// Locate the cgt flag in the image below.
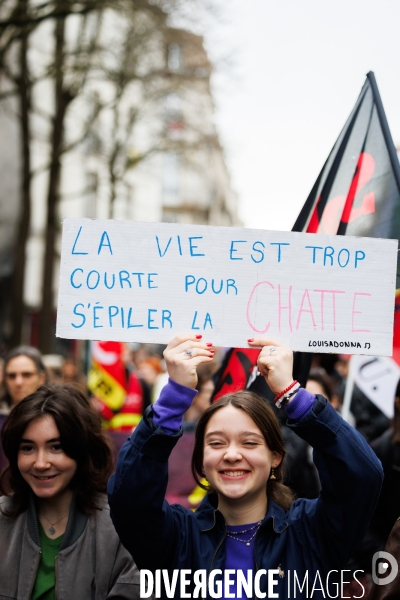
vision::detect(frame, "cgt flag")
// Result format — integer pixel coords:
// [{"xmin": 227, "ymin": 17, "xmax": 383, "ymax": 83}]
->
[
  {"xmin": 292, "ymin": 71, "xmax": 400, "ymax": 285},
  {"xmin": 88, "ymin": 341, "xmax": 143, "ymax": 431}
]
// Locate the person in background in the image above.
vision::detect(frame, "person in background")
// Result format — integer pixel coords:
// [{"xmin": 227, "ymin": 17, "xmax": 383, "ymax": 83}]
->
[
  {"xmin": 279, "ymin": 368, "xmax": 330, "ymax": 500},
  {"xmin": 61, "ymin": 357, "xmax": 87, "ymax": 394},
  {"xmin": 137, "ymin": 355, "xmax": 165, "ymax": 393},
  {"xmin": 334, "ymin": 354, "xmax": 389, "ymax": 442},
  {"xmin": 0, "ymin": 347, "xmax": 47, "ymax": 477},
  {"xmin": 344, "ymin": 379, "xmax": 400, "ymax": 598},
  {"xmin": 0, "ymin": 357, "xmax": 4, "ymax": 395},
  {"xmin": 368, "ymin": 379, "xmax": 400, "ymax": 551},
  {"xmin": 122, "ymin": 343, "xmax": 152, "ymax": 427},
  {"xmin": 0, "ymin": 358, "xmax": 6, "ymax": 414},
  {"xmin": 369, "ymin": 381, "xmax": 400, "ymax": 557},
  {"xmin": 0, "ymin": 357, "xmax": 7, "ymax": 474},
  {"xmin": 0, "ymin": 383, "xmax": 140, "ymax": 599},
  {"xmin": 0, "ymin": 346, "xmax": 46, "ymax": 412},
  {"xmin": 306, "ymin": 367, "xmax": 340, "ymax": 410},
  {"xmin": 42, "ymin": 354, "xmax": 65, "ymax": 385},
  {"xmin": 182, "ymin": 363, "xmax": 215, "ymax": 428}
]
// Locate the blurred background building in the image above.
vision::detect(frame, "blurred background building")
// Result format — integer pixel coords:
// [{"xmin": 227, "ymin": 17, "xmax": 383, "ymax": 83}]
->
[{"xmin": 0, "ymin": 0, "xmax": 240, "ymax": 355}]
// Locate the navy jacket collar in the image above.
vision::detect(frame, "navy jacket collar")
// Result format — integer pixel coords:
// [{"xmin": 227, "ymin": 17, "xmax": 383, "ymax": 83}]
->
[{"xmin": 195, "ymin": 493, "xmax": 289, "ymax": 534}]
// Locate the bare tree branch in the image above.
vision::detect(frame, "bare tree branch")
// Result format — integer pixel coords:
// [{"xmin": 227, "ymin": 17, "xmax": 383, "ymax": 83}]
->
[{"xmin": 1, "ymin": 0, "xmax": 221, "ymax": 350}]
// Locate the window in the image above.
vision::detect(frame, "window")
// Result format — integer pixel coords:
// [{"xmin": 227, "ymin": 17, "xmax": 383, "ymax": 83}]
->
[
  {"xmin": 162, "ymin": 152, "xmax": 180, "ymax": 204},
  {"xmin": 85, "ymin": 172, "xmax": 98, "ymax": 218},
  {"xmin": 164, "ymin": 93, "xmax": 184, "ymax": 140},
  {"xmin": 167, "ymin": 43, "xmax": 183, "ymax": 72}
]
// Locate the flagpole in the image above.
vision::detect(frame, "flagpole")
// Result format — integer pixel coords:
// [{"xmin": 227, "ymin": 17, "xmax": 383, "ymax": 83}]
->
[
  {"xmin": 367, "ymin": 71, "xmax": 400, "ymax": 192},
  {"xmin": 341, "ymin": 356, "xmax": 356, "ymax": 423}
]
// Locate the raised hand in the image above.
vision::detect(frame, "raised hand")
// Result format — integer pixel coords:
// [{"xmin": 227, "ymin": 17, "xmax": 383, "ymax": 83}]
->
[
  {"xmin": 163, "ymin": 334, "xmax": 214, "ymax": 389},
  {"xmin": 248, "ymin": 338, "xmax": 294, "ymax": 394}
]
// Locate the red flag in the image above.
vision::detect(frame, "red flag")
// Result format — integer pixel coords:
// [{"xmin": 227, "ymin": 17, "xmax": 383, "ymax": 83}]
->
[
  {"xmin": 392, "ymin": 290, "xmax": 400, "ymax": 365},
  {"xmin": 213, "ymin": 348, "xmax": 260, "ymax": 401},
  {"xmin": 212, "ymin": 347, "xmax": 312, "ymax": 403}
]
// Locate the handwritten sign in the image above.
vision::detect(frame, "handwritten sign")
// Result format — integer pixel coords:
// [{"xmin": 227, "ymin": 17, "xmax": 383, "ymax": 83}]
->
[{"xmin": 56, "ymin": 218, "xmax": 398, "ymax": 355}]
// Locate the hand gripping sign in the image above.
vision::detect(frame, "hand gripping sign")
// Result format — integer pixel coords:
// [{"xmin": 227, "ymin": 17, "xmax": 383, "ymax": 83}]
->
[{"xmin": 56, "ymin": 218, "xmax": 398, "ymax": 356}]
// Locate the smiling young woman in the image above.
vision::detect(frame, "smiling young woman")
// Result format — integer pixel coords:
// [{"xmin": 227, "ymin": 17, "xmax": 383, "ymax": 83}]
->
[
  {"xmin": 192, "ymin": 392, "xmax": 289, "ymax": 525},
  {"xmin": 108, "ymin": 334, "xmax": 383, "ymax": 600},
  {"xmin": 0, "ymin": 384, "xmax": 139, "ymax": 600}
]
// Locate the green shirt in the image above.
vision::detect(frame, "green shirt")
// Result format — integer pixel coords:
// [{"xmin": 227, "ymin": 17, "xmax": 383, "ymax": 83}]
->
[{"xmin": 31, "ymin": 522, "xmax": 64, "ymax": 600}]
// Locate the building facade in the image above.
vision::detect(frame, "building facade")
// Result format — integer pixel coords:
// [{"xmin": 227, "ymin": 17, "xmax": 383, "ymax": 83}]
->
[{"xmin": 0, "ymin": 4, "xmax": 240, "ymax": 350}]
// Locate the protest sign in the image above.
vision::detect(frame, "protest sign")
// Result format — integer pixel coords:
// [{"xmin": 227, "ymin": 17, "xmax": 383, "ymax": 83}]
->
[
  {"xmin": 351, "ymin": 355, "xmax": 399, "ymax": 418},
  {"xmin": 56, "ymin": 218, "xmax": 398, "ymax": 355}
]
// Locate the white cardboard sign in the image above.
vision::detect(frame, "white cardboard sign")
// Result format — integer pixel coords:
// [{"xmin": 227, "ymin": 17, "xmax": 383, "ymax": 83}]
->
[
  {"xmin": 351, "ymin": 355, "xmax": 399, "ymax": 418},
  {"xmin": 56, "ymin": 218, "xmax": 398, "ymax": 355}
]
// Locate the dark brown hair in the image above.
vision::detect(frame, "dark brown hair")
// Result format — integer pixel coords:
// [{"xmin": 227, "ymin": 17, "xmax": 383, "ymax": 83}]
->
[
  {"xmin": 307, "ymin": 368, "xmax": 333, "ymax": 402},
  {"xmin": 0, "ymin": 384, "xmax": 113, "ymax": 516},
  {"xmin": 191, "ymin": 390, "xmax": 295, "ymax": 510}
]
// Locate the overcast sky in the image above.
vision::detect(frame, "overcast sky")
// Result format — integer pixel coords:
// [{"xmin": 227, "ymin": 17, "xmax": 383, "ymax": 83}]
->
[{"xmin": 207, "ymin": 0, "xmax": 400, "ymax": 230}]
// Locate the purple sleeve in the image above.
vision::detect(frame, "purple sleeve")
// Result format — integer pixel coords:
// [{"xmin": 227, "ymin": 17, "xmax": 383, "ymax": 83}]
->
[
  {"xmin": 284, "ymin": 387, "xmax": 315, "ymax": 421},
  {"xmin": 152, "ymin": 378, "xmax": 198, "ymax": 433}
]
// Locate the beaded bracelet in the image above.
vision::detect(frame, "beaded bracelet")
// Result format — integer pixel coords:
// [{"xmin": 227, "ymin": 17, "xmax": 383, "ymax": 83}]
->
[
  {"xmin": 274, "ymin": 380, "xmax": 298, "ymax": 404},
  {"xmin": 275, "ymin": 382, "xmax": 301, "ymax": 409}
]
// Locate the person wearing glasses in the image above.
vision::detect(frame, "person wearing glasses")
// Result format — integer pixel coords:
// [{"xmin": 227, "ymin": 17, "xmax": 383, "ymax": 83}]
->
[
  {"xmin": 1, "ymin": 346, "xmax": 46, "ymax": 411},
  {"xmin": 0, "ymin": 347, "xmax": 47, "ymax": 475}
]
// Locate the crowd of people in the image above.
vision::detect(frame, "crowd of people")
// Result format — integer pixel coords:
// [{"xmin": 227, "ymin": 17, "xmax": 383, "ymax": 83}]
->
[{"xmin": 0, "ymin": 338, "xmax": 399, "ymax": 599}]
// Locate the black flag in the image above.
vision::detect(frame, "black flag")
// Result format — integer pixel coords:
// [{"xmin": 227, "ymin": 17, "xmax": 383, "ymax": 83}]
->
[
  {"xmin": 293, "ymin": 72, "xmax": 400, "ymax": 284},
  {"xmin": 292, "ymin": 71, "xmax": 400, "ymax": 426},
  {"xmin": 213, "ymin": 72, "xmax": 400, "ymax": 404}
]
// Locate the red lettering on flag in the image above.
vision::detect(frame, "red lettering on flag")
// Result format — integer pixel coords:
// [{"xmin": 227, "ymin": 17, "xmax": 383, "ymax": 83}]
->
[{"xmin": 306, "ymin": 153, "xmax": 376, "ymax": 234}]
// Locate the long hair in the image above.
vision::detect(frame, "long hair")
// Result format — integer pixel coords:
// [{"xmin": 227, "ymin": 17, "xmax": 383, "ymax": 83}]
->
[
  {"xmin": 0, "ymin": 384, "xmax": 113, "ymax": 516},
  {"xmin": 191, "ymin": 390, "xmax": 295, "ymax": 510},
  {"xmin": 1, "ymin": 346, "xmax": 46, "ymax": 407}
]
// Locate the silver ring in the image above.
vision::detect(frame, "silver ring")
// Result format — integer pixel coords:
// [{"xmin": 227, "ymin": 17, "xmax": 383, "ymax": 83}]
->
[
  {"xmin": 184, "ymin": 348, "xmax": 193, "ymax": 357},
  {"xmin": 269, "ymin": 346, "xmax": 276, "ymax": 355}
]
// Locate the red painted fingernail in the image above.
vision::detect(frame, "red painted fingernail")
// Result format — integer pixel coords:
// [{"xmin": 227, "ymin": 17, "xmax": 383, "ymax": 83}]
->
[
  {"xmin": 196, "ymin": 335, "xmax": 202, "ymax": 339},
  {"xmin": 206, "ymin": 342, "xmax": 213, "ymax": 347},
  {"xmin": 247, "ymin": 338, "xmax": 254, "ymax": 342},
  {"xmin": 210, "ymin": 350, "xmax": 215, "ymax": 354}
]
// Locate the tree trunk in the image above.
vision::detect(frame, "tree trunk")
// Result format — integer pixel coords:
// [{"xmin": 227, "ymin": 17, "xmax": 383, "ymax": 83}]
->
[
  {"xmin": 38, "ymin": 12, "xmax": 70, "ymax": 354},
  {"xmin": 7, "ymin": 0, "xmax": 31, "ymax": 349}
]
